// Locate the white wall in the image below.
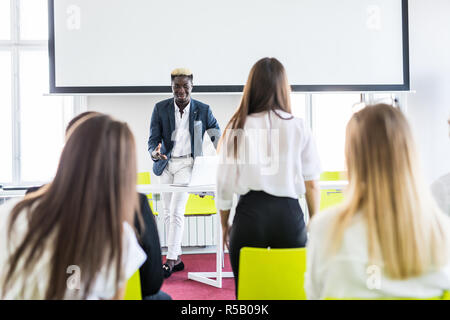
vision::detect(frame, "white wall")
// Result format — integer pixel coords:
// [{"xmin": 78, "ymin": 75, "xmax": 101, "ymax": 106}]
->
[
  {"xmin": 87, "ymin": 94, "xmax": 241, "ymax": 183},
  {"xmin": 407, "ymin": 0, "xmax": 450, "ymax": 184},
  {"xmin": 86, "ymin": 0, "xmax": 450, "ymax": 185}
]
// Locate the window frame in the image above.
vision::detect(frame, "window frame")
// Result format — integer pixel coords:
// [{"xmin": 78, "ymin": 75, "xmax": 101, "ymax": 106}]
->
[{"xmin": 0, "ymin": 0, "xmax": 77, "ymax": 187}]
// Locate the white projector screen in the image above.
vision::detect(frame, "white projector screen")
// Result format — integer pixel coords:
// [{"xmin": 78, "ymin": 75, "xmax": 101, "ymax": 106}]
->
[{"xmin": 49, "ymin": 0, "xmax": 409, "ymax": 93}]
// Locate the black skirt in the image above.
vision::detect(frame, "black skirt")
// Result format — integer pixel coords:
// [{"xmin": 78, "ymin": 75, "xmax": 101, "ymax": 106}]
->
[{"xmin": 228, "ymin": 190, "xmax": 307, "ymax": 297}]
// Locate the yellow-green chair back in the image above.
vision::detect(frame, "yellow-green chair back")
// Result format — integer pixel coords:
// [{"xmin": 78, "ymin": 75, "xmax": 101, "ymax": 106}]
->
[
  {"xmin": 137, "ymin": 172, "xmax": 158, "ymax": 216},
  {"xmin": 137, "ymin": 172, "xmax": 216, "ymax": 216},
  {"xmin": 124, "ymin": 270, "xmax": 142, "ymax": 300},
  {"xmin": 137, "ymin": 172, "xmax": 151, "ymax": 185},
  {"xmin": 238, "ymin": 247, "xmax": 307, "ymax": 300},
  {"xmin": 185, "ymin": 194, "xmax": 217, "ymax": 216},
  {"xmin": 320, "ymin": 171, "xmax": 346, "ymax": 210}
]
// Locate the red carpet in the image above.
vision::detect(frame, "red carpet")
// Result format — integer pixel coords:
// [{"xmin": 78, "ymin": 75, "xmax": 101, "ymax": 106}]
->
[{"xmin": 161, "ymin": 253, "xmax": 236, "ymax": 300}]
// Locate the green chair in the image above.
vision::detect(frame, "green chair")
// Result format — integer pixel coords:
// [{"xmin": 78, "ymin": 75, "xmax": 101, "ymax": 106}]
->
[
  {"xmin": 237, "ymin": 247, "xmax": 307, "ymax": 300},
  {"xmin": 320, "ymin": 171, "xmax": 346, "ymax": 210},
  {"xmin": 184, "ymin": 194, "xmax": 217, "ymax": 216},
  {"xmin": 123, "ymin": 270, "xmax": 142, "ymax": 300},
  {"xmin": 138, "ymin": 172, "xmax": 216, "ymax": 217},
  {"xmin": 137, "ymin": 172, "xmax": 158, "ymax": 216}
]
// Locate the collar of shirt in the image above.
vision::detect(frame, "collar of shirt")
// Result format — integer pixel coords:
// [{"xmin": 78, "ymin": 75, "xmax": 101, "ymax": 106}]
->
[
  {"xmin": 174, "ymin": 100, "xmax": 190, "ymax": 119},
  {"xmin": 172, "ymin": 100, "xmax": 192, "ymax": 156}
]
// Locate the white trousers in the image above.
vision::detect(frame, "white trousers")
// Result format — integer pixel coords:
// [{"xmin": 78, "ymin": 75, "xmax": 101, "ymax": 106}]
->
[{"xmin": 160, "ymin": 157, "xmax": 193, "ymax": 260}]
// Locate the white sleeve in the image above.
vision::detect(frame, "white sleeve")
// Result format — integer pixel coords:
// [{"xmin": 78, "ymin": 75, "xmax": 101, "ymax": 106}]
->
[
  {"xmin": 305, "ymin": 217, "xmax": 323, "ymax": 300},
  {"xmin": 215, "ymin": 141, "xmax": 238, "ymax": 211},
  {"xmin": 93, "ymin": 222, "xmax": 147, "ymax": 300},
  {"xmin": 301, "ymin": 126, "xmax": 322, "ymax": 181},
  {"xmin": 431, "ymin": 179, "xmax": 449, "ymax": 214},
  {"xmin": 121, "ymin": 222, "xmax": 147, "ymax": 284}
]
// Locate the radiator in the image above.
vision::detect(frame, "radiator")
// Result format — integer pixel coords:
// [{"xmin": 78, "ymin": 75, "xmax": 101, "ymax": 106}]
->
[{"xmin": 155, "ymin": 213, "xmax": 218, "ymax": 248}]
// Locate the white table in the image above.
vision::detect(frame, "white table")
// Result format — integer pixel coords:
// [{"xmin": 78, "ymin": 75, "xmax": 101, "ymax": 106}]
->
[
  {"xmin": 137, "ymin": 184, "xmax": 232, "ymax": 288},
  {"xmin": 137, "ymin": 181, "xmax": 348, "ymax": 288},
  {"xmin": 0, "ymin": 189, "xmax": 27, "ymax": 199}
]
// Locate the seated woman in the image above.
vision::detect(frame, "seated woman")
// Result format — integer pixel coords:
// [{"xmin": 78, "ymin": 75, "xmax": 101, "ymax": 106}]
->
[
  {"xmin": 26, "ymin": 111, "xmax": 169, "ymax": 300},
  {"xmin": 306, "ymin": 104, "xmax": 450, "ymax": 299},
  {"xmin": 0, "ymin": 114, "xmax": 146, "ymax": 299}
]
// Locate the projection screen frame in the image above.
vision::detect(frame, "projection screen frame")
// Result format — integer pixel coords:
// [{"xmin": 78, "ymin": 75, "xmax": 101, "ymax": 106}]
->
[{"xmin": 48, "ymin": 0, "xmax": 410, "ymax": 94}]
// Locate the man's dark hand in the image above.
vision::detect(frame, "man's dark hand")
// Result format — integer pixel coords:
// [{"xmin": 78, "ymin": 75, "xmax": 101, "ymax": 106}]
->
[{"xmin": 153, "ymin": 143, "xmax": 168, "ymax": 160}]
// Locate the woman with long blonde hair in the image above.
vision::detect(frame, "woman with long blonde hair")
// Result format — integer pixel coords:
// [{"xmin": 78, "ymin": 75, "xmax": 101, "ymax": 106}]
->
[
  {"xmin": 0, "ymin": 114, "xmax": 146, "ymax": 299},
  {"xmin": 306, "ymin": 104, "xmax": 450, "ymax": 299}
]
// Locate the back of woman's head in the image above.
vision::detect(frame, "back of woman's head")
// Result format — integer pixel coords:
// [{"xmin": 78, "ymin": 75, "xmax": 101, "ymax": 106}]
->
[
  {"xmin": 65, "ymin": 111, "xmax": 101, "ymax": 136},
  {"xmin": 345, "ymin": 104, "xmax": 415, "ymax": 196},
  {"xmin": 3, "ymin": 114, "xmax": 137, "ymax": 299},
  {"xmin": 332, "ymin": 104, "xmax": 450, "ymax": 279},
  {"xmin": 219, "ymin": 57, "xmax": 292, "ymax": 158},
  {"xmin": 244, "ymin": 57, "xmax": 291, "ymax": 115},
  {"xmin": 226, "ymin": 57, "xmax": 292, "ymax": 131}
]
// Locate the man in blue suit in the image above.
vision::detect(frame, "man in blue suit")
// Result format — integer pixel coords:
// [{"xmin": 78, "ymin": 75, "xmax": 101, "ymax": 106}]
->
[{"xmin": 148, "ymin": 68, "xmax": 221, "ymax": 278}]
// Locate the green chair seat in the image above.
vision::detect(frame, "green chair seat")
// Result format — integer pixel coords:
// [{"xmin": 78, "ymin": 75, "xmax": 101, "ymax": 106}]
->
[
  {"xmin": 138, "ymin": 172, "xmax": 217, "ymax": 216},
  {"xmin": 238, "ymin": 247, "xmax": 307, "ymax": 300},
  {"xmin": 124, "ymin": 270, "xmax": 142, "ymax": 300},
  {"xmin": 184, "ymin": 194, "xmax": 217, "ymax": 216}
]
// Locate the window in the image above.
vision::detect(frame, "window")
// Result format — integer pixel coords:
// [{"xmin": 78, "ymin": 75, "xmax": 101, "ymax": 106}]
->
[
  {"xmin": 19, "ymin": 51, "xmax": 72, "ymax": 182},
  {"xmin": 0, "ymin": 0, "xmax": 75, "ymax": 185},
  {"xmin": 312, "ymin": 93, "xmax": 362, "ymax": 172},
  {"xmin": 371, "ymin": 93, "xmax": 398, "ymax": 106},
  {"xmin": 19, "ymin": 0, "xmax": 48, "ymax": 40},
  {"xmin": 290, "ymin": 93, "xmax": 306, "ymax": 120},
  {"xmin": 0, "ymin": 51, "xmax": 12, "ymax": 182},
  {"xmin": 0, "ymin": 0, "xmax": 10, "ymax": 40}
]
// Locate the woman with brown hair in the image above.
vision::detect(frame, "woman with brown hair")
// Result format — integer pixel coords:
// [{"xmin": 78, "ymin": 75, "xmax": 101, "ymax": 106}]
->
[
  {"xmin": 306, "ymin": 104, "xmax": 450, "ymax": 299},
  {"xmin": 0, "ymin": 114, "xmax": 146, "ymax": 299},
  {"xmin": 217, "ymin": 57, "xmax": 321, "ymax": 296}
]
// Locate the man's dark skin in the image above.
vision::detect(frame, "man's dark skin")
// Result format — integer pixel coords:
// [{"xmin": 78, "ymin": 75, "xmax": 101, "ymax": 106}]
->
[
  {"xmin": 153, "ymin": 75, "xmax": 193, "ymax": 161},
  {"xmin": 153, "ymin": 75, "xmax": 193, "ymax": 271},
  {"xmin": 173, "ymin": 75, "xmax": 192, "ymax": 111}
]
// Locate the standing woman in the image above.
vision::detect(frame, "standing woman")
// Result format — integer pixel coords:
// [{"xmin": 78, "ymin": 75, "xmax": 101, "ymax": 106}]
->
[
  {"xmin": 217, "ymin": 57, "xmax": 322, "ymax": 296},
  {"xmin": 306, "ymin": 104, "xmax": 450, "ymax": 299},
  {"xmin": 0, "ymin": 115, "xmax": 146, "ymax": 299}
]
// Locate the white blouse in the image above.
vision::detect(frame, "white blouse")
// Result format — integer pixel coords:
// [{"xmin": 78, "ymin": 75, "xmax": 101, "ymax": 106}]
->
[
  {"xmin": 216, "ymin": 110, "xmax": 321, "ymax": 210},
  {"xmin": 0, "ymin": 198, "xmax": 146, "ymax": 300},
  {"xmin": 305, "ymin": 207, "xmax": 450, "ymax": 300},
  {"xmin": 431, "ymin": 173, "xmax": 450, "ymax": 216}
]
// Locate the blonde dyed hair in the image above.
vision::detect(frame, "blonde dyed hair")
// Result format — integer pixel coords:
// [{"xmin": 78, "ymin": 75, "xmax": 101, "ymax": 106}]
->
[
  {"xmin": 330, "ymin": 104, "xmax": 449, "ymax": 279},
  {"xmin": 171, "ymin": 68, "xmax": 193, "ymax": 79}
]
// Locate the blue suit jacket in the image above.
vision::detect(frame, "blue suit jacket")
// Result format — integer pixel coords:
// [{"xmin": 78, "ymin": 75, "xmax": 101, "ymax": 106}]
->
[{"xmin": 147, "ymin": 98, "xmax": 221, "ymax": 176}]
